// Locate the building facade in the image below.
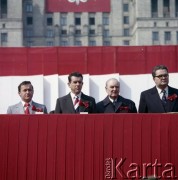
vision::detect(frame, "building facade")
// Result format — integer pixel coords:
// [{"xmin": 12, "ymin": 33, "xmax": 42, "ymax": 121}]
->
[
  {"xmin": 0, "ymin": 0, "xmax": 23, "ymax": 46},
  {"xmin": 0, "ymin": 0, "xmax": 178, "ymax": 47}
]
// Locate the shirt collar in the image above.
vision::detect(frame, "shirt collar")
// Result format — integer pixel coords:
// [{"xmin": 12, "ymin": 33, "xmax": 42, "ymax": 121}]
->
[
  {"xmin": 70, "ymin": 92, "xmax": 81, "ymax": 100},
  {"xmin": 156, "ymin": 86, "xmax": 168, "ymax": 96},
  {"xmin": 21, "ymin": 100, "xmax": 32, "ymax": 107},
  {"xmin": 108, "ymin": 96, "xmax": 117, "ymax": 103}
]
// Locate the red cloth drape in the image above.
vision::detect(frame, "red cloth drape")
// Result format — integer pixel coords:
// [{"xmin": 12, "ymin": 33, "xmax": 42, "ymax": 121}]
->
[
  {"xmin": 0, "ymin": 114, "xmax": 178, "ymax": 179},
  {"xmin": 0, "ymin": 46, "xmax": 178, "ymax": 76}
]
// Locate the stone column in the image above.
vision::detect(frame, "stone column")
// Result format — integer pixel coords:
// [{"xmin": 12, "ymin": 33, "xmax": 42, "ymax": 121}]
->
[{"xmin": 158, "ymin": 0, "xmax": 163, "ymax": 17}]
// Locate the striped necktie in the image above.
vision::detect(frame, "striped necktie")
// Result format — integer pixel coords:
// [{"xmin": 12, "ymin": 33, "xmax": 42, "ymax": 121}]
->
[
  {"xmin": 24, "ymin": 103, "xmax": 30, "ymax": 114},
  {"xmin": 74, "ymin": 96, "xmax": 79, "ymax": 110},
  {"xmin": 161, "ymin": 90, "xmax": 167, "ymax": 104}
]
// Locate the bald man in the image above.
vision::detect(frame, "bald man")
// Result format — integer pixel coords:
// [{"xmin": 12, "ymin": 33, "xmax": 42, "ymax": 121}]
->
[{"xmin": 96, "ymin": 78, "xmax": 137, "ymax": 113}]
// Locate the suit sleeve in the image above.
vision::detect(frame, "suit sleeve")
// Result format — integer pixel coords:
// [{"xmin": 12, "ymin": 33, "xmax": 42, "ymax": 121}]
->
[
  {"xmin": 43, "ymin": 106, "xmax": 48, "ymax": 114},
  {"xmin": 7, "ymin": 106, "xmax": 12, "ymax": 114},
  {"xmin": 138, "ymin": 92, "xmax": 148, "ymax": 113},
  {"xmin": 54, "ymin": 99, "xmax": 61, "ymax": 113},
  {"xmin": 131, "ymin": 102, "xmax": 137, "ymax": 113},
  {"xmin": 96, "ymin": 102, "xmax": 104, "ymax": 113},
  {"xmin": 90, "ymin": 98, "xmax": 97, "ymax": 113}
]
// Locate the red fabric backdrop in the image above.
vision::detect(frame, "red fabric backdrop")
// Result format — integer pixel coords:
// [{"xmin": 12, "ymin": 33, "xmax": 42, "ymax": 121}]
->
[
  {"xmin": 0, "ymin": 114, "xmax": 178, "ymax": 180},
  {"xmin": 46, "ymin": 0, "xmax": 110, "ymax": 12},
  {"xmin": 0, "ymin": 46, "xmax": 178, "ymax": 76}
]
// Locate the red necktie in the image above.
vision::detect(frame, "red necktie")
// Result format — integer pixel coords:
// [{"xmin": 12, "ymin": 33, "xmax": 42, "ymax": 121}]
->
[
  {"xmin": 74, "ymin": 96, "xmax": 79, "ymax": 105},
  {"xmin": 24, "ymin": 103, "xmax": 30, "ymax": 114},
  {"xmin": 74, "ymin": 96, "xmax": 79, "ymax": 110}
]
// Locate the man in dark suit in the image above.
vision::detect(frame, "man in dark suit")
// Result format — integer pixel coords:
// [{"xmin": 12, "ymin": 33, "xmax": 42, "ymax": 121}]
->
[
  {"xmin": 55, "ymin": 72, "xmax": 96, "ymax": 114},
  {"xmin": 96, "ymin": 78, "xmax": 137, "ymax": 113},
  {"xmin": 7, "ymin": 81, "xmax": 48, "ymax": 114},
  {"xmin": 139, "ymin": 65, "xmax": 178, "ymax": 113}
]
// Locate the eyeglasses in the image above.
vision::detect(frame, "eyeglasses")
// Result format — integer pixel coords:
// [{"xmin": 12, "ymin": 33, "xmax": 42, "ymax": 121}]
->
[{"xmin": 154, "ymin": 74, "xmax": 169, "ymax": 78}]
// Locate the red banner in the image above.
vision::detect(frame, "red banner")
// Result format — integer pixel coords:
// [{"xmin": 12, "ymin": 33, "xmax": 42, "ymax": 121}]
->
[
  {"xmin": 0, "ymin": 46, "xmax": 178, "ymax": 76},
  {"xmin": 46, "ymin": 0, "xmax": 111, "ymax": 12}
]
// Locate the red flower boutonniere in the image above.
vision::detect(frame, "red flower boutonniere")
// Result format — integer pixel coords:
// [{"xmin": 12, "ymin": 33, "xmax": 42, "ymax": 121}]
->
[
  {"xmin": 32, "ymin": 105, "xmax": 43, "ymax": 112},
  {"xmin": 167, "ymin": 94, "xmax": 178, "ymax": 101},
  {"xmin": 118, "ymin": 106, "xmax": 130, "ymax": 113},
  {"xmin": 79, "ymin": 101, "xmax": 90, "ymax": 108}
]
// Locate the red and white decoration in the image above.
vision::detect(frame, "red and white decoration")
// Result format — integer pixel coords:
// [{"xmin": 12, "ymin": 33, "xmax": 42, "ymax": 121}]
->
[{"xmin": 0, "ymin": 46, "xmax": 178, "ymax": 113}]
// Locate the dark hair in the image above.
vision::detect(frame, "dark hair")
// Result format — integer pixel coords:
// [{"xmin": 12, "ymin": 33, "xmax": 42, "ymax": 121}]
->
[
  {"xmin": 68, "ymin": 72, "xmax": 83, "ymax": 82},
  {"xmin": 18, "ymin": 81, "xmax": 33, "ymax": 92},
  {"xmin": 152, "ymin": 65, "xmax": 168, "ymax": 77}
]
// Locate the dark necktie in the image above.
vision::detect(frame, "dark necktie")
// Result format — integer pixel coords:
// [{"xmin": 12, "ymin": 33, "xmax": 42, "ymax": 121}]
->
[
  {"xmin": 113, "ymin": 100, "xmax": 117, "ymax": 110},
  {"xmin": 162, "ymin": 90, "xmax": 167, "ymax": 104},
  {"xmin": 24, "ymin": 103, "xmax": 30, "ymax": 114}
]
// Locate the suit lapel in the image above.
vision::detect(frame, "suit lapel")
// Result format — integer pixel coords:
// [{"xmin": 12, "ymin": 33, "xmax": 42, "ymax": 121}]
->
[
  {"xmin": 31, "ymin": 101, "xmax": 39, "ymax": 114},
  {"xmin": 78, "ymin": 94, "xmax": 88, "ymax": 112},
  {"xmin": 166, "ymin": 87, "xmax": 177, "ymax": 112},
  {"xmin": 78, "ymin": 105, "xmax": 85, "ymax": 112},
  {"xmin": 66, "ymin": 94, "xmax": 76, "ymax": 113},
  {"xmin": 150, "ymin": 87, "xmax": 166, "ymax": 112},
  {"xmin": 103, "ymin": 97, "xmax": 115, "ymax": 113},
  {"xmin": 31, "ymin": 101, "xmax": 35, "ymax": 114},
  {"xmin": 114, "ymin": 101, "xmax": 123, "ymax": 112},
  {"xmin": 16, "ymin": 102, "xmax": 24, "ymax": 114},
  {"xmin": 114, "ymin": 96, "xmax": 131, "ymax": 113}
]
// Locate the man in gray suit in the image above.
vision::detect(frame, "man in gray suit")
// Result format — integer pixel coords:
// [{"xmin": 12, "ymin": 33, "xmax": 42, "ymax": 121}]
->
[
  {"xmin": 7, "ymin": 81, "xmax": 48, "ymax": 114},
  {"xmin": 55, "ymin": 72, "xmax": 96, "ymax": 114}
]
